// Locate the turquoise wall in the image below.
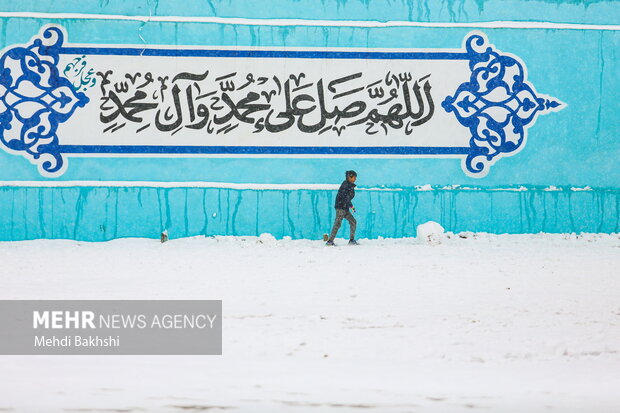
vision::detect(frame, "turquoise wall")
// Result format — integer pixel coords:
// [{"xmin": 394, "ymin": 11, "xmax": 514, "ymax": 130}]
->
[
  {"xmin": 7, "ymin": 0, "xmax": 620, "ymax": 25},
  {"xmin": 0, "ymin": 0, "xmax": 618, "ymax": 240},
  {"xmin": 1, "ymin": 186, "xmax": 618, "ymax": 241}
]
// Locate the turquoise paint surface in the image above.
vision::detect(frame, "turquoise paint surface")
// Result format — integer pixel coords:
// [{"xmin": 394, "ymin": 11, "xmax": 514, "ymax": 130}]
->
[
  {"xmin": 0, "ymin": 1, "xmax": 618, "ymax": 239},
  {"xmin": 3, "ymin": 0, "xmax": 620, "ymax": 25}
]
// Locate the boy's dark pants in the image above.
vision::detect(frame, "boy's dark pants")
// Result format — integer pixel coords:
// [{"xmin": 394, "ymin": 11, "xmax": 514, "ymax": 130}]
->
[{"xmin": 328, "ymin": 208, "xmax": 356, "ymax": 241}]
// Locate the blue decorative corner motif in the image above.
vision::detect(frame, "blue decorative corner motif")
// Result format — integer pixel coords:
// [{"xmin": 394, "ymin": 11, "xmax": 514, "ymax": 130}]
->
[
  {"xmin": 442, "ymin": 33, "xmax": 564, "ymax": 177},
  {"xmin": 0, "ymin": 26, "xmax": 88, "ymax": 175}
]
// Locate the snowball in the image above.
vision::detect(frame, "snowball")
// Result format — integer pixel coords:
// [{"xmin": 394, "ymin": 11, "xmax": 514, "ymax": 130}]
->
[
  {"xmin": 417, "ymin": 221, "xmax": 445, "ymax": 245},
  {"xmin": 257, "ymin": 233, "xmax": 276, "ymax": 244}
]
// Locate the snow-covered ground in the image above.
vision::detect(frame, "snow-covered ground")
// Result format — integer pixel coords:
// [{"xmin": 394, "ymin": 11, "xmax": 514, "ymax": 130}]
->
[{"xmin": 1, "ymin": 232, "xmax": 619, "ymax": 412}]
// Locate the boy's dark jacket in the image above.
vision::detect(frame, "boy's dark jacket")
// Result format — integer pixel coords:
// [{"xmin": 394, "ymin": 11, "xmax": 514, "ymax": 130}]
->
[{"xmin": 334, "ymin": 180, "xmax": 356, "ymax": 209}]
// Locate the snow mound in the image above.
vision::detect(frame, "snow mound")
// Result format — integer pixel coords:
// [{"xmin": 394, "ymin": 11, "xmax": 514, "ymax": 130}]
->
[
  {"xmin": 458, "ymin": 231, "xmax": 476, "ymax": 239},
  {"xmin": 257, "ymin": 233, "xmax": 277, "ymax": 244},
  {"xmin": 417, "ymin": 221, "xmax": 445, "ymax": 245}
]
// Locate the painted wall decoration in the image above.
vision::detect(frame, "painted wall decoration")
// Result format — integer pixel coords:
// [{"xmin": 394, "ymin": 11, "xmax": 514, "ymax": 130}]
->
[{"xmin": 0, "ymin": 25, "xmax": 563, "ymax": 178}]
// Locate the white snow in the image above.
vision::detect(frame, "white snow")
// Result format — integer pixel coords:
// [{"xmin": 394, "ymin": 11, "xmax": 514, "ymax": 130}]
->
[
  {"xmin": 0, "ymin": 181, "xmax": 603, "ymax": 194},
  {"xmin": 1, "ymin": 233, "xmax": 619, "ymax": 412},
  {"xmin": 415, "ymin": 184, "xmax": 434, "ymax": 191},
  {"xmin": 257, "ymin": 232, "xmax": 277, "ymax": 244},
  {"xmin": 416, "ymin": 221, "xmax": 445, "ymax": 245}
]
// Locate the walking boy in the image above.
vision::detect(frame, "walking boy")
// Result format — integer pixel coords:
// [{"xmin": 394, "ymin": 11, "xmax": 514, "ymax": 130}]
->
[{"xmin": 326, "ymin": 170, "xmax": 358, "ymax": 246}]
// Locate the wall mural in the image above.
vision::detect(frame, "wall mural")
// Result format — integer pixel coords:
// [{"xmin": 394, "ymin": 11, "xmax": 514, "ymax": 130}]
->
[{"xmin": 0, "ymin": 25, "xmax": 564, "ymax": 178}]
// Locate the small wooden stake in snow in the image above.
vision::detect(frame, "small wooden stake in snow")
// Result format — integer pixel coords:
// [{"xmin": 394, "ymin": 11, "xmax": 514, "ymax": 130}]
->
[{"xmin": 161, "ymin": 230, "xmax": 168, "ymax": 243}]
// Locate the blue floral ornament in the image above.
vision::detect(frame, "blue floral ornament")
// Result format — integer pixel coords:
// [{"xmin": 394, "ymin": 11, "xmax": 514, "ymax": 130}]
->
[
  {"xmin": 0, "ymin": 26, "xmax": 89, "ymax": 175},
  {"xmin": 442, "ymin": 33, "xmax": 564, "ymax": 177}
]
